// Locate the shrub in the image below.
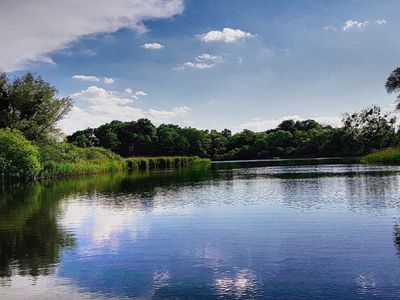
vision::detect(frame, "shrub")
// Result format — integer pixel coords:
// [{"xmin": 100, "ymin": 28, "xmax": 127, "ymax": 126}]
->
[
  {"xmin": 39, "ymin": 143, "xmax": 125, "ymax": 177},
  {"xmin": 0, "ymin": 129, "xmax": 41, "ymax": 179},
  {"xmin": 362, "ymin": 148, "xmax": 400, "ymax": 164}
]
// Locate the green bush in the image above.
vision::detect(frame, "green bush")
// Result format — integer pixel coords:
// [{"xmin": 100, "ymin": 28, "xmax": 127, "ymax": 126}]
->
[
  {"xmin": 39, "ymin": 143, "xmax": 125, "ymax": 178},
  {"xmin": 0, "ymin": 129, "xmax": 41, "ymax": 179},
  {"xmin": 362, "ymin": 148, "xmax": 400, "ymax": 164}
]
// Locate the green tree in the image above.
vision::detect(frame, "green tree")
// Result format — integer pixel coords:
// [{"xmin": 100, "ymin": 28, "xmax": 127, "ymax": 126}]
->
[
  {"xmin": 0, "ymin": 129, "xmax": 41, "ymax": 179},
  {"xmin": 386, "ymin": 67, "xmax": 400, "ymax": 109},
  {"xmin": 342, "ymin": 105, "xmax": 396, "ymax": 153},
  {"xmin": 66, "ymin": 128, "xmax": 97, "ymax": 147},
  {"xmin": 0, "ymin": 73, "xmax": 72, "ymax": 143}
]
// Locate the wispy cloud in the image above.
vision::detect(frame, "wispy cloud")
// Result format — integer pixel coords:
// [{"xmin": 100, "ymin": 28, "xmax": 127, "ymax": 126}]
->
[
  {"xmin": 175, "ymin": 53, "xmax": 224, "ymax": 70},
  {"xmin": 342, "ymin": 19, "xmax": 386, "ymax": 31},
  {"xmin": 324, "ymin": 26, "xmax": 338, "ymax": 32},
  {"xmin": 72, "ymin": 75, "xmax": 115, "ymax": 84},
  {"xmin": 59, "ymin": 86, "xmax": 190, "ymax": 134},
  {"xmin": 0, "ymin": 0, "xmax": 184, "ymax": 71},
  {"xmin": 135, "ymin": 90, "xmax": 147, "ymax": 97},
  {"xmin": 142, "ymin": 42, "xmax": 165, "ymax": 50},
  {"xmin": 124, "ymin": 88, "xmax": 148, "ymax": 99},
  {"xmin": 199, "ymin": 28, "xmax": 255, "ymax": 43}
]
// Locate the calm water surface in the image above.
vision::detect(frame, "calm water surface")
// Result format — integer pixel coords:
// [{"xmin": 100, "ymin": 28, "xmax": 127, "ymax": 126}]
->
[{"xmin": 2, "ymin": 160, "xmax": 400, "ymax": 299}]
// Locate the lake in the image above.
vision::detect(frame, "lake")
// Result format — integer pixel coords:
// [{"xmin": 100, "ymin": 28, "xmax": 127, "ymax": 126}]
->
[{"xmin": 1, "ymin": 159, "xmax": 400, "ymax": 299}]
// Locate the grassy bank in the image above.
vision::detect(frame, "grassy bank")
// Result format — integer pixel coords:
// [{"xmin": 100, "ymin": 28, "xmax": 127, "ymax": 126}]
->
[
  {"xmin": 362, "ymin": 148, "xmax": 400, "ymax": 164},
  {"xmin": 0, "ymin": 129, "xmax": 210, "ymax": 181},
  {"xmin": 40, "ymin": 145, "xmax": 210, "ymax": 179},
  {"xmin": 39, "ymin": 144, "xmax": 126, "ymax": 178}
]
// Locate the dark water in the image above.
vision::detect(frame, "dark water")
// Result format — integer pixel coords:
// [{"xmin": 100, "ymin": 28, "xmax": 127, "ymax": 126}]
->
[{"xmin": 2, "ymin": 160, "xmax": 400, "ymax": 299}]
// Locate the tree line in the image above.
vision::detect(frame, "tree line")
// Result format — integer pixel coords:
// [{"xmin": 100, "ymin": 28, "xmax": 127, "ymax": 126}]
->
[
  {"xmin": 66, "ymin": 105, "xmax": 397, "ymax": 160},
  {"xmin": 2, "ymin": 69, "xmax": 400, "ymax": 164}
]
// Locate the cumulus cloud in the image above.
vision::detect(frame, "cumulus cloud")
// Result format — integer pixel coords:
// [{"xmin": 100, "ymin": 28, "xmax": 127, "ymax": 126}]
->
[
  {"xmin": 342, "ymin": 20, "xmax": 369, "ymax": 31},
  {"xmin": 199, "ymin": 28, "xmax": 255, "ymax": 43},
  {"xmin": 103, "ymin": 77, "xmax": 115, "ymax": 84},
  {"xmin": 231, "ymin": 115, "xmax": 342, "ymax": 132},
  {"xmin": 176, "ymin": 53, "xmax": 224, "ymax": 70},
  {"xmin": 0, "ymin": 0, "xmax": 184, "ymax": 71},
  {"xmin": 142, "ymin": 42, "xmax": 165, "ymax": 50},
  {"xmin": 72, "ymin": 75, "xmax": 116, "ymax": 84},
  {"xmin": 58, "ymin": 86, "xmax": 189, "ymax": 134},
  {"xmin": 342, "ymin": 19, "xmax": 386, "ymax": 31}
]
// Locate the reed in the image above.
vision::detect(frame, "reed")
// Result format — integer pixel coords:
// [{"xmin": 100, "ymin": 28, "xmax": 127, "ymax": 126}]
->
[{"xmin": 124, "ymin": 156, "xmax": 211, "ymax": 171}]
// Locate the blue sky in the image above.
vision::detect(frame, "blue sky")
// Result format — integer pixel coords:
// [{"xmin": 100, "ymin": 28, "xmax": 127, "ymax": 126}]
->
[{"xmin": 2, "ymin": 0, "xmax": 400, "ymax": 133}]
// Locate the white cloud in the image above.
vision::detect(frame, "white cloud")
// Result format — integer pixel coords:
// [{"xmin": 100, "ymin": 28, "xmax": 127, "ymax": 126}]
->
[
  {"xmin": 199, "ymin": 28, "xmax": 255, "ymax": 43},
  {"xmin": 72, "ymin": 75, "xmax": 100, "ymax": 82},
  {"xmin": 124, "ymin": 88, "xmax": 148, "ymax": 99},
  {"xmin": 0, "ymin": 0, "xmax": 184, "ymax": 71},
  {"xmin": 103, "ymin": 77, "xmax": 115, "ymax": 84},
  {"xmin": 342, "ymin": 19, "xmax": 386, "ymax": 31},
  {"xmin": 375, "ymin": 19, "xmax": 387, "ymax": 25},
  {"xmin": 58, "ymin": 86, "xmax": 190, "ymax": 134},
  {"xmin": 196, "ymin": 53, "xmax": 224, "ymax": 63},
  {"xmin": 176, "ymin": 53, "xmax": 224, "ymax": 70},
  {"xmin": 342, "ymin": 20, "xmax": 369, "ymax": 31},
  {"xmin": 231, "ymin": 115, "xmax": 342, "ymax": 132},
  {"xmin": 72, "ymin": 75, "xmax": 115, "ymax": 84},
  {"xmin": 135, "ymin": 90, "xmax": 147, "ymax": 97},
  {"xmin": 182, "ymin": 62, "xmax": 215, "ymax": 69},
  {"xmin": 142, "ymin": 42, "xmax": 165, "ymax": 50}
]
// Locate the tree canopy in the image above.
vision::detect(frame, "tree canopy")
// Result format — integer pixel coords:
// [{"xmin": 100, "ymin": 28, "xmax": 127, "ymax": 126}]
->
[
  {"xmin": 0, "ymin": 72, "xmax": 72, "ymax": 144},
  {"xmin": 67, "ymin": 105, "xmax": 398, "ymax": 160}
]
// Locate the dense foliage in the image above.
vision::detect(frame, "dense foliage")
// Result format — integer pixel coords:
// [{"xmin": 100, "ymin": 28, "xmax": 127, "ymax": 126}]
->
[
  {"xmin": 67, "ymin": 105, "xmax": 398, "ymax": 160},
  {"xmin": 0, "ymin": 129, "xmax": 41, "ymax": 179},
  {"xmin": 0, "ymin": 73, "xmax": 72, "ymax": 144},
  {"xmin": 39, "ymin": 143, "xmax": 126, "ymax": 177}
]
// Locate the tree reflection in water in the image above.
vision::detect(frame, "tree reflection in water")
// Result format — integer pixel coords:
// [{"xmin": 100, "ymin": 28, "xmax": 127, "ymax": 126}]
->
[
  {"xmin": 0, "ymin": 183, "xmax": 75, "ymax": 277},
  {"xmin": 394, "ymin": 222, "xmax": 400, "ymax": 256},
  {"xmin": 0, "ymin": 168, "xmax": 215, "ymax": 278}
]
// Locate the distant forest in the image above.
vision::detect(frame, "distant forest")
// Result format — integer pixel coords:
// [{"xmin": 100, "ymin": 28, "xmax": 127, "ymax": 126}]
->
[{"xmin": 67, "ymin": 105, "xmax": 397, "ymax": 160}]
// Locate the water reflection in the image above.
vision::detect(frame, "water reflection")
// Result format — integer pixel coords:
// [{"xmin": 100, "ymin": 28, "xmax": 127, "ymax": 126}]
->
[
  {"xmin": 214, "ymin": 268, "xmax": 259, "ymax": 298},
  {"xmin": 0, "ymin": 184, "xmax": 75, "ymax": 278},
  {"xmin": 1, "ymin": 162, "xmax": 400, "ymax": 298}
]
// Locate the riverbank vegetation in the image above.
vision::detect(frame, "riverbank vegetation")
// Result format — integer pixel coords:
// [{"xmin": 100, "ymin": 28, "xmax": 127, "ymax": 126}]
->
[
  {"xmin": 362, "ymin": 148, "xmax": 400, "ymax": 164},
  {"xmin": 0, "ymin": 73, "xmax": 209, "ymax": 180},
  {"xmin": 68, "ymin": 105, "xmax": 397, "ymax": 161},
  {"xmin": 2, "ymin": 65, "xmax": 400, "ymax": 180},
  {"xmin": 0, "ymin": 130, "xmax": 209, "ymax": 180}
]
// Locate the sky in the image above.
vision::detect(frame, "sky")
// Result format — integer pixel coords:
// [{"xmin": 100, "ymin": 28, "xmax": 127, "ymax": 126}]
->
[{"xmin": 2, "ymin": 0, "xmax": 400, "ymax": 134}]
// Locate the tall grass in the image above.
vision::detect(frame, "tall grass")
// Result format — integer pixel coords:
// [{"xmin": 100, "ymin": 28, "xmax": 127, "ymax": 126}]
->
[
  {"xmin": 38, "ymin": 144, "xmax": 210, "ymax": 179},
  {"xmin": 362, "ymin": 148, "xmax": 400, "ymax": 164},
  {"xmin": 124, "ymin": 156, "xmax": 211, "ymax": 171},
  {"xmin": 38, "ymin": 144, "xmax": 125, "ymax": 178}
]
